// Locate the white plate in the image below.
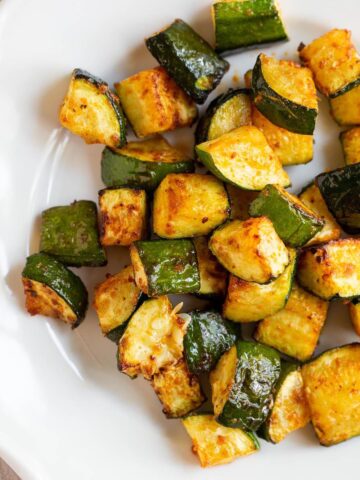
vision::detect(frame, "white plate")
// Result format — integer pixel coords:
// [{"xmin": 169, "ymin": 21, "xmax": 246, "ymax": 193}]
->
[{"xmin": 0, "ymin": 0, "xmax": 358, "ymax": 478}]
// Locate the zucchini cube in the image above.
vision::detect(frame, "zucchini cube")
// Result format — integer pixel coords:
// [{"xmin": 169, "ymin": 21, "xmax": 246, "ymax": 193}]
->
[
  {"xmin": 340, "ymin": 127, "xmax": 360, "ymax": 165},
  {"xmin": 330, "ymin": 84, "xmax": 360, "ymax": 126},
  {"xmin": 193, "ymin": 237, "xmax": 227, "ymax": 298}
]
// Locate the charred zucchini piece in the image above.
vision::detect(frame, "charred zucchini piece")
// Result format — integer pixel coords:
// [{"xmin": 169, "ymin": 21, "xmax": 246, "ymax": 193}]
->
[
  {"xmin": 330, "ymin": 84, "xmax": 360, "ymax": 126},
  {"xmin": 22, "ymin": 253, "xmax": 88, "ymax": 328},
  {"xmin": 101, "ymin": 137, "xmax": 194, "ymax": 191},
  {"xmin": 40, "ymin": 200, "xmax": 106, "ymax": 267},
  {"xmin": 301, "ymin": 344, "xmax": 360, "ymax": 446},
  {"xmin": 130, "ymin": 239, "xmax": 200, "ymax": 296},
  {"xmin": 182, "ymin": 414, "xmax": 259, "ymax": 467},
  {"xmin": 223, "ymin": 248, "xmax": 296, "ymax": 323},
  {"xmin": 209, "ymin": 217, "xmax": 289, "ymax": 283},
  {"xmin": 210, "ymin": 341, "xmax": 280, "ymax": 430},
  {"xmin": 195, "ymin": 88, "xmax": 251, "ymax": 144},
  {"xmin": 297, "ymin": 239, "xmax": 360, "ymax": 300},
  {"xmin": 59, "ymin": 68, "xmax": 126, "ymax": 147},
  {"xmin": 115, "ymin": 66, "xmax": 197, "ymax": 138},
  {"xmin": 299, "ymin": 29, "xmax": 360, "ymax": 98},
  {"xmin": 255, "ymin": 282, "xmax": 329, "ymax": 361},
  {"xmin": 252, "ymin": 54, "xmax": 318, "ymax": 134},
  {"xmin": 93, "ymin": 265, "xmax": 143, "ymax": 343},
  {"xmin": 153, "ymin": 173, "xmax": 230, "ymax": 238},
  {"xmin": 226, "ymin": 185, "xmax": 258, "ymax": 221},
  {"xmin": 249, "ymin": 184, "xmax": 324, "ymax": 247},
  {"xmin": 349, "ymin": 301, "xmax": 360, "ymax": 336},
  {"xmin": 118, "ymin": 296, "xmax": 188, "ymax": 379},
  {"xmin": 340, "ymin": 128, "xmax": 360, "ymax": 165},
  {"xmin": 196, "ymin": 126, "xmax": 290, "ymax": 190},
  {"xmin": 316, "ymin": 163, "xmax": 360, "ymax": 234},
  {"xmin": 146, "ymin": 19, "xmax": 229, "ymax": 104},
  {"xmin": 193, "ymin": 237, "xmax": 227, "ymax": 298}
]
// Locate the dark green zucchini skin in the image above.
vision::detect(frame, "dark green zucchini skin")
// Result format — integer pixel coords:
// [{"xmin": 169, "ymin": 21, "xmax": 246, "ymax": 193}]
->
[
  {"xmin": 101, "ymin": 147, "xmax": 194, "ymax": 192},
  {"xmin": 22, "ymin": 253, "xmax": 88, "ymax": 327},
  {"xmin": 316, "ymin": 164, "xmax": 360, "ymax": 234},
  {"xmin": 106, "ymin": 322, "xmax": 129, "ymax": 343},
  {"xmin": 40, "ymin": 200, "xmax": 107, "ymax": 267},
  {"xmin": 330, "ymin": 78, "xmax": 360, "ymax": 99},
  {"xmin": 218, "ymin": 341, "xmax": 281, "ymax": 431},
  {"xmin": 252, "ymin": 55, "xmax": 317, "ymax": 135},
  {"xmin": 146, "ymin": 19, "xmax": 229, "ymax": 104}
]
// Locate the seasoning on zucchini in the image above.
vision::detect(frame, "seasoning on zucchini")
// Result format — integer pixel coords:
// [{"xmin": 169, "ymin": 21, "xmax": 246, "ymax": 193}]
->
[
  {"xmin": 93, "ymin": 265, "xmax": 143, "ymax": 343},
  {"xmin": 226, "ymin": 185, "xmax": 258, "ymax": 221},
  {"xmin": 22, "ymin": 253, "xmax": 88, "ymax": 328},
  {"xmin": 340, "ymin": 128, "xmax": 360, "ymax": 165},
  {"xmin": 252, "ymin": 54, "xmax": 318, "ymax": 135},
  {"xmin": 59, "ymin": 68, "xmax": 126, "ymax": 148},
  {"xmin": 130, "ymin": 239, "xmax": 200, "ymax": 296},
  {"xmin": 115, "ymin": 66, "xmax": 197, "ymax": 138},
  {"xmin": 210, "ymin": 341, "xmax": 280, "ymax": 430},
  {"xmin": 193, "ymin": 237, "xmax": 227, "ymax": 298},
  {"xmin": 196, "ymin": 126, "xmax": 290, "ymax": 190},
  {"xmin": 153, "ymin": 173, "xmax": 230, "ymax": 238},
  {"xmin": 349, "ymin": 301, "xmax": 360, "ymax": 336},
  {"xmin": 330, "ymin": 84, "xmax": 360, "ymax": 126},
  {"xmin": 209, "ymin": 217, "xmax": 289, "ymax": 284},
  {"xmin": 223, "ymin": 248, "xmax": 296, "ymax": 323},
  {"xmin": 249, "ymin": 184, "xmax": 324, "ymax": 247},
  {"xmin": 146, "ymin": 19, "xmax": 229, "ymax": 104},
  {"xmin": 40, "ymin": 200, "xmax": 107, "ymax": 267},
  {"xmin": 301, "ymin": 344, "xmax": 360, "ymax": 446},
  {"xmin": 182, "ymin": 414, "xmax": 259, "ymax": 467}
]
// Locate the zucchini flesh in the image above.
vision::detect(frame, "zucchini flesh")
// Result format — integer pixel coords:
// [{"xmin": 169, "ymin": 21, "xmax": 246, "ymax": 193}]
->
[
  {"xmin": 193, "ymin": 237, "xmax": 227, "ymax": 298},
  {"xmin": 226, "ymin": 185, "xmax": 258, "ymax": 221},
  {"xmin": 330, "ymin": 84, "xmax": 360, "ymax": 126},
  {"xmin": 40, "ymin": 200, "xmax": 106, "ymax": 267},
  {"xmin": 340, "ymin": 128, "xmax": 360, "ymax": 165},
  {"xmin": 349, "ymin": 302, "xmax": 360, "ymax": 336},
  {"xmin": 146, "ymin": 19, "xmax": 229, "ymax": 104}
]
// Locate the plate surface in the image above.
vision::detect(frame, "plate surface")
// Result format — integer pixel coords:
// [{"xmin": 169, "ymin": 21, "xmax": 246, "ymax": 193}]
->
[{"xmin": 0, "ymin": 0, "xmax": 359, "ymax": 478}]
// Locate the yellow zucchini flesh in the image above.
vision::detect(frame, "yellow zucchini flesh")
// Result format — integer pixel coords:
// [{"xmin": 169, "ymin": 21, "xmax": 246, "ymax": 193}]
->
[
  {"xmin": 193, "ymin": 237, "xmax": 227, "ymax": 298},
  {"xmin": 340, "ymin": 127, "xmax": 360, "ymax": 165},
  {"xmin": 330, "ymin": 84, "xmax": 360, "ymax": 126}
]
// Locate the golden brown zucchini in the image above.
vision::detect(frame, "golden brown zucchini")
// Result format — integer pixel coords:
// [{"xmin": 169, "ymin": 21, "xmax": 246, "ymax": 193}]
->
[
  {"xmin": 330, "ymin": 84, "xmax": 360, "ymax": 126},
  {"xmin": 193, "ymin": 237, "xmax": 227, "ymax": 298},
  {"xmin": 340, "ymin": 127, "xmax": 360, "ymax": 165}
]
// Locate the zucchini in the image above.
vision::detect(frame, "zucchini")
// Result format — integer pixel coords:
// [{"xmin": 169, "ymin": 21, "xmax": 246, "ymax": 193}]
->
[
  {"xmin": 210, "ymin": 341, "xmax": 280, "ymax": 430},
  {"xmin": 316, "ymin": 163, "xmax": 360, "ymax": 234},
  {"xmin": 195, "ymin": 88, "xmax": 251, "ymax": 144},
  {"xmin": 115, "ymin": 66, "xmax": 197, "ymax": 138},
  {"xmin": 349, "ymin": 301, "xmax": 360, "ymax": 336},
  {"xmin": 145, "ymin": 19, "xmax": 229, "ymax": 104},
  {"xmin": 301, "ymin": 344, "xmax": 360, "ymax": 446},
  {"xmin": 22, "ymin": 253, "xmax": 88, "ymax": 328},
  {"xmin": 59, "ymin": 68, "xmax": 126, "ymax": 148},
  {"xmin": 93, "ymin": 265, "xmax": 143, "ymax": 343},
  {"xmin": 298, "ymin": 183, "xmax": 341, "ymax": 246},
  {"xmin": 130, "ymin": 239, "xmax": 200, "ymax": 296},
  {"xmin": 183, "ymin": 309, "xmax": 238, "ymax": 374},
  {"xmin": 223, "ymin": 248, "xmax": 297, "ymax": 323},
  {"xmin": 40, "ymin": 200, "xmax": 106, "ymax": 267},
  {"xmin": 297, "ymin": 239, "xmax": 360, "ymax": 300},
  {"xmin": 209, "ymin": 217, "xmax": 289, "ymax": 284},
  {"xmin": 226, "ymin": 185, "xmax": 258, "ymax": 221},
  {"xmin": 249, "ymin": 184, "xmax": 324, "ymax": 247},
  {"xmin": 153, "ymin": 173, "xmax": 230, "ymax": 238},
  {"xmin": 340, "ymin": 128, "xmax": 360, "ymax": 165},
  {"xmin": 196, "ymin": 126, "xmax": 290, "ymax": 190},
  {"xmin": 212, "ymin": 0, "xmax": 288, "ymax": 54},
  {"xmin": 99, "ymin": 188, "xmax": 147, "ymax": 247},
  {"xmin": 330, "ymin": 84, "xmax": 360, "ymax": 126},
  {"xmin": 193, "ymin": 237, "xmax": 227, "ymax": 298},
  {"xmin": 299, "ymin": 29, "xmax": 360, "ymax": 98},
  {"xmin": 182, "ymin": 414, "xmax": 259, "ymax": 467},
  {"xmin": 254, "ymin": 282, "xmax": 329, "ymax": 361},
  {"xmin": 118, "ymin": 296, "xmax": 188, "ymax": 379},
  {"xmin": 252, "ymin": 54, "xmax": 318, "ymax": 134}
]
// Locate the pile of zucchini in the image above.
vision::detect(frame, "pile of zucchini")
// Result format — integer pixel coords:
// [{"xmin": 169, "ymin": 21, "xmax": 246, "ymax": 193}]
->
[{"xmin": 21, "ymin": 0, "xmax": 360, "ymax": 469}]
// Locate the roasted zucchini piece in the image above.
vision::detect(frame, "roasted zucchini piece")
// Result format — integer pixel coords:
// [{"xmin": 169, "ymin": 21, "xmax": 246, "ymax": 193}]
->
[
  {"xmin": 118, "ymin": 296, "xmax": 188, "ymax": 379},
  {"xmin": 153, "ymin": 173, "xmax": 230, "ymax": 238},
  {"xmin": 196, "ymin": 126, "xmax": 290, "ymax": 190},
  {"xmin": 22, "ymin": 253, "xmax": 88, "ymax": 328},
  {"xmin": 226, "ymin": 185, "xmax": 258, "ymax": 221},
  {"xmin": 193, "ymin": 237, "xmax": 227, "ymax": 298},
  {"xmin": 146, "ymin": 19, "xmax": 229, "ymax": 104},
  {"xmin": 349, "ymin": 301, "xmax": 360, "ymax": 336},
  {"xmin": 223, "ymin": 248, "xmax": 296, "ymax": 323},
  {"xmin": 210, "ymin": 341, "xmax": 280, "ymax": 430},
  {"xmin": 195, "ymin": 88, "xmax": 251, "ymax": 144},
  {"xmin": 340, "ymin": 128, "xmax": 360, "ymax": 165},
  {"xmin": 182, "ymin": 414, "xmax": 259, "ymax": 467},
  {"xmin": 151, "ymin": 359, "xmax": 205, "ymax": 418},
  {"xmin": 301, "ymin": 344, "xmax": 360, "ymax": 446},
  {"xmin": 299, "ymin": 29, "xmax": 360, "ymax": 98},
  {"xmin": 209, "ymin": 217, "xmax": 289, "ymax": 283},
  {"xmin": 115, "ymin": 66, "xmax": 197, "ymax": 138},
  {"xmin": 297, "ymin": 239, "xmax": 360, "ymax": 300},
  {"xmin": 249, "ymin": 184, "xmax": 324, "ymax": 247},
  {"xmin": 252, "ymin": 54, "xmax": 318, "ymax": 135},
  {"xmin": 40, "ymin": 200, "xmax": 106, "ymax": 267},
  {"xmin": 59, "ymin": 68, "xmax": 126, "ymax": 147},
  {"xmin": 130, "ymin": 239, "xmax": 200, "ymax": 296},
  {"xmin": 316, "ymin": 163, "xmax": 360, "ymax": 234},
  {"xmin": 93, "ymin": 265, "xmax": 143, "ymax": 343},
  {"xmin": 330, "ymin": 84, "xmax": 360, "ymax": 126},
  {"xmin": 255, "ymin": 282, "xmax": 329, "ymax": 361}
]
